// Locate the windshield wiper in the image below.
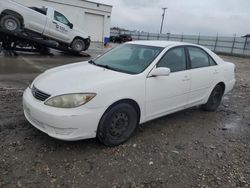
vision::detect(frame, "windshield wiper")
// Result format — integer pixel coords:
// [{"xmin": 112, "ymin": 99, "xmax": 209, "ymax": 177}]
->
[
  {"xmin": 88, "ymin": 60, "xmax": 97, "ymax": 65},
  {"xmin": 88, "ymin": 60, "xmax": 116, "ymax": 71}
]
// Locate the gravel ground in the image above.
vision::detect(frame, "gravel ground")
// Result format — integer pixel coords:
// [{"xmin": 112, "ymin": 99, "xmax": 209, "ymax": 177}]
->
[{"xmin": 0, "ymin": 55, "xmax": 249, "ymax": 188}]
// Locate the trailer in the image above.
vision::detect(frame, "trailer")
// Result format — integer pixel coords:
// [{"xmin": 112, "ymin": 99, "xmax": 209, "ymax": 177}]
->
[{"xmin": 0, "ymin": 28, "xmax": 91, "ymax": 56}]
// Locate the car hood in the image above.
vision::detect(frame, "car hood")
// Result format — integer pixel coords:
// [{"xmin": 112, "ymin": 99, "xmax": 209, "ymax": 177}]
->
[{"xmin": 33, "ymin": 62, "xmax": 130, "ymax": 95}]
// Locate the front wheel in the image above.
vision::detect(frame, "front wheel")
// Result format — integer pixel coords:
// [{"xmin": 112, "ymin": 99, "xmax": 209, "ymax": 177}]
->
[
  {"xmin": 0, "ymin": 15, "xmax": 21, "ymax": 32},
  {"xmin": 71, "ymin": 39, "xmax": 86, "ymax": 52},
  {"xmin": 97, "ymin": 103, "xmax": 138, "ymax": 147},
  {"xmin": 202, "ymin": 85, "xmax": 224, "ymax": 112}
]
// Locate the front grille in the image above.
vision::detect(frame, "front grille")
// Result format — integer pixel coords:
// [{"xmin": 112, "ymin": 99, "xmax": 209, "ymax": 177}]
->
[{"xmin": 32, "ymin": 86, "xmax": 51, "ymax": 101}]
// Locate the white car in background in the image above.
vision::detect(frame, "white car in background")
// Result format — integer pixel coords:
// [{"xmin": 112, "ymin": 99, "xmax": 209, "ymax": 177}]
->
[{"xmin": 23, "ymin": 41, "xmax": 236, "ymax": 146}]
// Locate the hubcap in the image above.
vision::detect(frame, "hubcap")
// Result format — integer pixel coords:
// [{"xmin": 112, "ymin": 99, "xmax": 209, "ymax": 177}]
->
[
  {"xmin": 74, "ymin": 42, "xmax": 83, "ymax": 51},
  {"xmin": 109, "ymin": 112, "xmax": 129, "ymax": 137},
  {"xmin": 212, "ymin": 89, "xmax": 221, "ymax": 104},
  {"xmin": 5, "ymin": 19, "xmax": 17, "ymax": 31}
]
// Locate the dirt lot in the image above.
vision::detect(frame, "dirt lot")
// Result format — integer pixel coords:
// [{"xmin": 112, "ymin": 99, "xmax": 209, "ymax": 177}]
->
[{"xmin": 0, "ymin": 47, "xmax": 249, "ymax": 187}]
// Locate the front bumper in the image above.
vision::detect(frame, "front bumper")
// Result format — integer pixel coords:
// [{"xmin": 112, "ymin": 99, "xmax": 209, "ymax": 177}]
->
[{"xmin": 23, "ymin": 88, "xmax": 104, "ymax": 141}]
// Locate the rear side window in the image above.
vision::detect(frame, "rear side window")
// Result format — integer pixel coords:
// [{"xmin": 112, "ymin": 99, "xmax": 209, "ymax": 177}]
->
[
  {"xmin": 209, "ymin": 56, "xmax": 217, "ymax": 66},
  {"xmin": 29, "ymin": 7, "xmax": 47, "ymax": 15},
  {"xmin": 188, "ymin": 47, "xmax": 209, "ymax": 69},
  {"xmin": 157, "ymin": 47, "xmax": 186, "ymax": 72}
]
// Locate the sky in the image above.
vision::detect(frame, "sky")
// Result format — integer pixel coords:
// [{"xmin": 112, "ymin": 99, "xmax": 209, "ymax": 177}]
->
[{"xmin": 91, "ymin": 0, "xmax": 250, "ymax": 36}]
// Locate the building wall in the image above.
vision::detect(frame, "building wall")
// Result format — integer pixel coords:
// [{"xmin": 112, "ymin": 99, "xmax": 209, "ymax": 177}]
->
[{"xmin": 14, "ymin": 0, "xmax": 112, "ymax": 42}]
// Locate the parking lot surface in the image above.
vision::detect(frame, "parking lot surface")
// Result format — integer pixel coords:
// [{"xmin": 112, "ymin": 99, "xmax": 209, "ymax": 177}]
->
[{"xmin": 0, "ymin": 44, "xmax": 249, "ymax": 187}]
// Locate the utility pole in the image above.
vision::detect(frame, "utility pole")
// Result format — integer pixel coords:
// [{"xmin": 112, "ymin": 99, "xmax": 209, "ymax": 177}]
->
[{"xmin": 160, "ymin": 7, "xmax": 167, "ymax": 34}]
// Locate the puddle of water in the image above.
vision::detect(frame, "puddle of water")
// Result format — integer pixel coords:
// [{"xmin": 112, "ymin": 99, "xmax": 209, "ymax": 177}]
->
[
  {"xmin": 224, "ymin": 117, "xmax": 242, "ymax": 130},
  {"xmin": 0, "ymin": 57, "xmax": 40, "ymax": 74}
]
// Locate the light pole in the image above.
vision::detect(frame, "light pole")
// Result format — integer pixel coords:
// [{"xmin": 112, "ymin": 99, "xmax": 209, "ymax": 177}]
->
[{"xmin": 160, "ymin": 7, "xmax": 168, "ymax": 34}]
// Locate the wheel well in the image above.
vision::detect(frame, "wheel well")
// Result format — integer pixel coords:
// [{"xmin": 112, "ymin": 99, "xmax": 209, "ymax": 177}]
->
[
  {"xmin": 1, "ymin": 9, "xmax": 24, "ymax": 25},
  {"xmin": 72, "ymin": 36, "xmax": 86, "ymax": 43},
  {"xmin": 71, "ymin": 37, "xmax": 88, "ymax": 47},
  {"xmin": 103, "ymin": 99, "xmax": 141, "ymax": 124},
  {"xmin": 217, "ymin": 82, "xmax": 226, "ymax": 94}
]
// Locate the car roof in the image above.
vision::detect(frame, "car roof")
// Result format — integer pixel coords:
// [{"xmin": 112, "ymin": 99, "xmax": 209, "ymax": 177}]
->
[
  {"xmin": 127, "ymin": 40, "xmax": 195, "ymax": 48},
  {"xmin": 125, "ymin": 40, "xmax": 224, "ymax": 65}
]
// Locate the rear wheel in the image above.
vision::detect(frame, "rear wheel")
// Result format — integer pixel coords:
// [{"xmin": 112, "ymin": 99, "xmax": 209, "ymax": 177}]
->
[
  {"xmin": 202, "ymin": 85, "xmax": 224, "ymax": 112},
  {"xmin": 0, "ymin": 15, "xmax": 21, "ymax": 32},
  {"xmin": 97, "ymin": 103, "xmax": 138, "ymax": 147},
  {"xmin": 71, "ymin": 39, "xmax": 86, "ymax": 52}
]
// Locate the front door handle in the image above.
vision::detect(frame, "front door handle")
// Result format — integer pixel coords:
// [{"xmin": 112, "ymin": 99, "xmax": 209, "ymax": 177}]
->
[{"xmin": 52, "ymin": 21, "xmax": 57, "ymax": 24}]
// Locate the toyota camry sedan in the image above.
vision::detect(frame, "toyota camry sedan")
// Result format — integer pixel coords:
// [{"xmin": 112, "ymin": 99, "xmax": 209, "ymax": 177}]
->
[{"xmin": 23, "ymin": 41, "xmax": 235, "ymax": 146}]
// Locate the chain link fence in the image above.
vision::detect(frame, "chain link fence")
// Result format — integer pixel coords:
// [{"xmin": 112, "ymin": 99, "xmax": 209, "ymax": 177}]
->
[{"xmin": 111, "ymin": 29, "xmax": 250, "ymax": 57}]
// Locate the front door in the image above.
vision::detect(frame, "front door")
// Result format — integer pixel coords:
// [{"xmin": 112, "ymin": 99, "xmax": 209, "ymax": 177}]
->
[
  {"xmin": 47, "ymin": 11, "xmax": 73, "ymax": 43},
  {"xmin": 146, "ymin": 47, "xmax": 191, "ymax": 120}
]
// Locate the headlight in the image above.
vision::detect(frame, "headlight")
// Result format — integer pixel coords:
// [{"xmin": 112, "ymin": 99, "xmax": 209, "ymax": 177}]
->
[{"xmin": 45, "ymin": 93, "xmax": 96, "ymax": 108}]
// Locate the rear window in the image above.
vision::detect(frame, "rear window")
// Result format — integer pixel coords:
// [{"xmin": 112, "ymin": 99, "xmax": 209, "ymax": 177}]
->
[{"xmin": 29, "ymin": 7, "xmax": 47, "ymax": 15}]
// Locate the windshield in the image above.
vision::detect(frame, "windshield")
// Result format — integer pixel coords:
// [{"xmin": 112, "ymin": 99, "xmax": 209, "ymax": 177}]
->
[{"xmin": 94, "ymin": 44, "xmax": 163, "ymax": 74}]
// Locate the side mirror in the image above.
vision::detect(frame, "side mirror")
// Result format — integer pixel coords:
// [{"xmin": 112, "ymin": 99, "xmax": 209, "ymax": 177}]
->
[
  {"xmin": 68, "ymin": 23, "xmax": 73, "ymax": 29},
  {"xmin": 149, "ymin": 67, "xmax": 171, "ymax": 77}
]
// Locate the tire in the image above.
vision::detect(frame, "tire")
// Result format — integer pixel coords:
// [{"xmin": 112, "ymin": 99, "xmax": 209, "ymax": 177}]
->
[
  {"xmin": 0, "ymin": 15, "xmax": 21, "ymax": 32},
  {"xmin": 202, "ymin": 85, "xmax": 224, "ymax": 112},
  {"xmin": 71, "ymin": 39, "xmax": 86, "ymax": 52},
  {"xmin": 97, "ymin": 103, "xmax": 138, "ymax": 147},
  {"xmin": 0, "ymin": 43, "xmax": 2, "ymax": 53}
]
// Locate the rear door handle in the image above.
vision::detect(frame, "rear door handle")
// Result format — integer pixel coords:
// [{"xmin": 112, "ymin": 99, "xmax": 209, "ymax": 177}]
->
[
  {"xmin": 182, "ymin": 75, "xmax": 191, "ymax": 81},
  {"xmin": 213, "ymin": 70, "xmax": 219, "ymax": 74},
  {"xmin": 52, "ymin": 21, "xmax": 57, "ymax": 24}
]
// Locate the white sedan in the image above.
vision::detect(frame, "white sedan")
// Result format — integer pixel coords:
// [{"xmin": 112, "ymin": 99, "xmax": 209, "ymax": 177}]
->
[{"xmin": 23, "ymin": 41, "xmax": 236, "ymax": 146}]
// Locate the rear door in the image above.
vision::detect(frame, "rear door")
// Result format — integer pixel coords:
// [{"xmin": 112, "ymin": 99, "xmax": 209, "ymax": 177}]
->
[
  {"xmin": 146, "ymin": 47, "xmax": 191, "ymax": 119},
  {"xmin": 187, "ymin": 46, "xmax": 220, "ymax": 106}
]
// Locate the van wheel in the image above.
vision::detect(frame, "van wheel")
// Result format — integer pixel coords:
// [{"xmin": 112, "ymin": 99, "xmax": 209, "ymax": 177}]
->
[
  {"xmin": 97, "ymin": 103, "xmax": 138, "ymax": 147},
  {"xmin": 0, "ymin": 15, "xmax": 21, "ymax": 32},
  {"xmin": 202, "ymin": 85, "xmax": 224, "ymax": 112},
  {"xmin": 71, "ymin": 39, "xmax": 86, "ymax": 52}
]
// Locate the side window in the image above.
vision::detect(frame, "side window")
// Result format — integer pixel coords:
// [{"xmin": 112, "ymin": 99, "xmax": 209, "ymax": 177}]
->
[
  {"xmin": 54, "ymin": 11, "xmax": 70, "ymax": 25},
  {"xmin": 29, "ymin": 7, "xmax": 47, "ymax": 15},
  {"xmin": 157, "ymin": 47, "xmax": 186, "ymax": 72},
  {"xmin": 209, "ymin": 56, "xmax": 217, "ymax": 66},
  {"xmin": 188, "ymin": 47, "xmax": 209, "ymax": 69}
]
